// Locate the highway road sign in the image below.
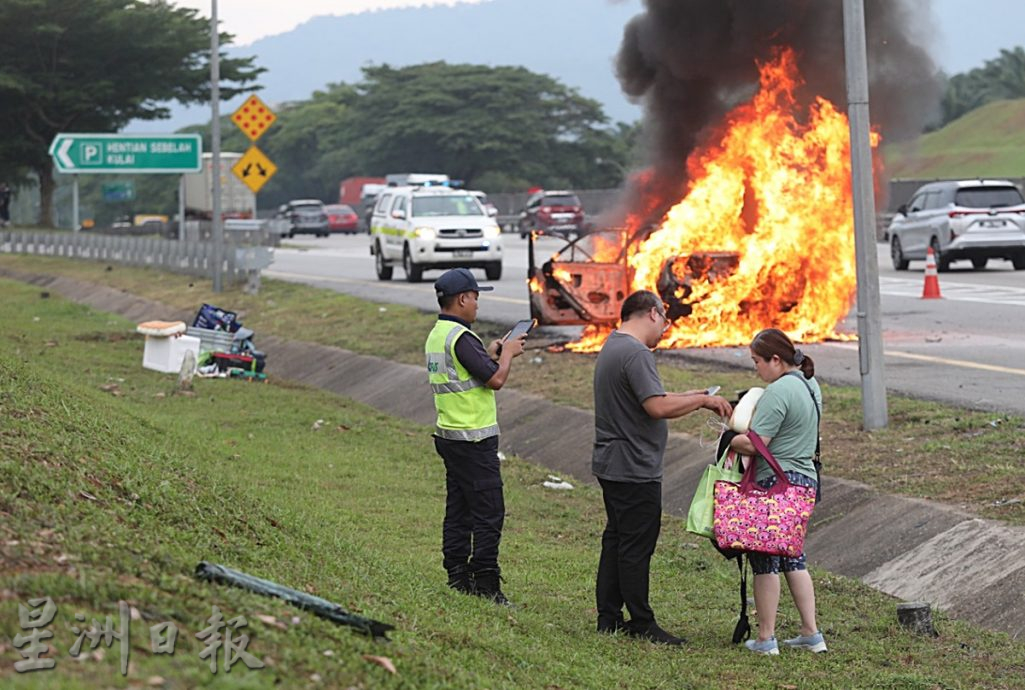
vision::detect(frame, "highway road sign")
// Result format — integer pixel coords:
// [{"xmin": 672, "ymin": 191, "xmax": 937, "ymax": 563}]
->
[
  {"xmin": 231, "ymin": 145, "xmax": 277, "ymax": 193},
  {"xmin": 49, "ymin": 133, "xmax": 202, "ymax": 174},
  {"xmin": 231, "ymin": 94, "xmax": 277, "ymax": 141}
]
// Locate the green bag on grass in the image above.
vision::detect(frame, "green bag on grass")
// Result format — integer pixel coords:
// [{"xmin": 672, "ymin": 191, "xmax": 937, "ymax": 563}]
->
[{"xmin": 685, "ymin": 448, "xmax": 744, "ymax": 538}]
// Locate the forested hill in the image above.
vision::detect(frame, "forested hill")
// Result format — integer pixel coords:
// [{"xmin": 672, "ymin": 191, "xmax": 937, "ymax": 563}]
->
[{"xmin": 882, "ymin": 99, "xmax": 1025, "ymax": 179}]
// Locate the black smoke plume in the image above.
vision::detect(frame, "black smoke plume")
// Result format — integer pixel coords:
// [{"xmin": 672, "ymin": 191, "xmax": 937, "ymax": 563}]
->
[{"xmin": 614, "ymin": 0, "xmax": 942, "ymax": 225}]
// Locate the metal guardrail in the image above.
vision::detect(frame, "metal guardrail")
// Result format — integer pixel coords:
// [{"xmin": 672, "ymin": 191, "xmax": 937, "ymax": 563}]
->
[{"xmin": 0, "ymin": 230, "xmax": 273, "ymax": 283}]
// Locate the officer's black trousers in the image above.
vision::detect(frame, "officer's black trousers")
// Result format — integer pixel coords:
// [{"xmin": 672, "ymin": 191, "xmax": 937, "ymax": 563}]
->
[{"xmin": 434, "ymin": 435, "xmax": 505, "ymax": 574}]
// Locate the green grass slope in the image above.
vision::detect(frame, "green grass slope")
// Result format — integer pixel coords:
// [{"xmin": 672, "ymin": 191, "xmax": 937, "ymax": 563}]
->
[
  {"xmin": 882, "ymin": 99, "xmax": 1025, "ymax": 179},
  {"xmin": 2, "ymin": 279, "xmax": 1025, "ymax": 688}
]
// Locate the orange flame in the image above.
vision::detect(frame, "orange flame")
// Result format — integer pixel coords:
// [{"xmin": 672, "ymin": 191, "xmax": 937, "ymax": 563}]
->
[{"xmin": 571, "ymin": 48, "xmax": 873, "ymax": 353}]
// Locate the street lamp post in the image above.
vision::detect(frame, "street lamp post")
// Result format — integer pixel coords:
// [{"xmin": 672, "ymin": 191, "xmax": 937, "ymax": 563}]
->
[
  {"xmin": 211, "ymin": 0, "xmax": 223, "ymax": 293},
  {"xmin": 843, "ymin": 0, "xmax": 888, "ymax": 429}
]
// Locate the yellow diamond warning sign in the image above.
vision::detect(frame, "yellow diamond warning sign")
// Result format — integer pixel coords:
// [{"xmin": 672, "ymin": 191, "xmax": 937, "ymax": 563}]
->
[
  {"xmin": 231, "ymin": 94, "xmax": 277, "ymax": 141},
  {"xmin": 231, "ymin": 146, "xmax": 277, "ymax": 194}
]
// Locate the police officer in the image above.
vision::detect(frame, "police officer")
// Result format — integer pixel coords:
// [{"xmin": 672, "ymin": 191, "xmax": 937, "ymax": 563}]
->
[{"xmin": 425, "ymin": 268, "xmax": 526, "ymax": 605}]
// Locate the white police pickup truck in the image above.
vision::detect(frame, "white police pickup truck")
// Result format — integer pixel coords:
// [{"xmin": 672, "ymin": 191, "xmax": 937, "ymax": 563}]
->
[{"xmin": 369, "ymin": 185, "xmax": 503, "ymax": 282}]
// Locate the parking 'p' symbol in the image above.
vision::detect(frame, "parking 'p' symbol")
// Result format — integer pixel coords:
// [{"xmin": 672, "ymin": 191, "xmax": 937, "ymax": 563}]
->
[{"xmin": 81, "ymin": 143, "xmax": 102, "ymax": 165}]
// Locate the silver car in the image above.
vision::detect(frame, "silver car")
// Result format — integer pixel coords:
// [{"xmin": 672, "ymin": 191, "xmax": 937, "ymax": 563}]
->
[{"xmin": 888, "ymin": 180, "xmax": 1025, "ymax": 271}]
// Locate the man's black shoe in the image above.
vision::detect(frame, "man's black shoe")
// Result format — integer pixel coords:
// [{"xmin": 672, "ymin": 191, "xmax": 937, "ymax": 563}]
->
[
  {"xmin": 471, "ymin": 569, "xmax": 514, "ymax": 607},
  {"xmin": 446, "ymin": 565, "xmax": 473, "ymax": 594},
  {"xmin": 627, "ymin": 623, "xmax": 686, "ymax": 646},
  {"xmin": 597, "ymin": 618, "xmax": 627, "ymax": 634}
]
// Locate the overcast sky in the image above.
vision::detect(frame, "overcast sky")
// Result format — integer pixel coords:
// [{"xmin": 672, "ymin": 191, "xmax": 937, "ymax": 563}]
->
[{"xmin": 172, "ymin": 0, "xmax": 1025, "ymax": 76}]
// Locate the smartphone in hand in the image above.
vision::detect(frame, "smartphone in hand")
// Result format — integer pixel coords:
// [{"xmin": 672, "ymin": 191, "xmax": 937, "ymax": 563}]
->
[
  {"xmin": 504, "ymin": 318, "xmax": 537, "ymax": 342},
  {"xmin": 706, "ymin": 385, "xmax": 721, "ymax": 396}
]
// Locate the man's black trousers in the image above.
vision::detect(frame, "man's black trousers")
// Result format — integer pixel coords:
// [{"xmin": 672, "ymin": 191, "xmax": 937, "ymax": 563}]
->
[
  {"xmin": 595, "ymin": 478, "xmax": 662, "ymax": 630},
  {"xmin": 434, "ymin": 435, "xmax": 504, "ymax": 574}
]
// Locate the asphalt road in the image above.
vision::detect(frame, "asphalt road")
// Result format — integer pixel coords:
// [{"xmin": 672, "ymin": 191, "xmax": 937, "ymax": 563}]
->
[{"xmin": 265, "ymin": 233, "xmax": 1025, "ymax": 415}]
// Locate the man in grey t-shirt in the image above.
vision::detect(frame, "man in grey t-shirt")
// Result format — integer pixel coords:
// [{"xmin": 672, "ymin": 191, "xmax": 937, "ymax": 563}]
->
[{"xmin": 593, "ymin": 290, "xmax": 732, "ymax": 645}]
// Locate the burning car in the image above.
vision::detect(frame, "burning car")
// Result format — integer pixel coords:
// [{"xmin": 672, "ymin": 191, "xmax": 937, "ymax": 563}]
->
[
  {"xmin": 528, "ymin": 230, "xmax": 741, "ymax": 328},
  {"xmin": 528, "ymin": 50, "xmax": 863, "ymax": 352}
]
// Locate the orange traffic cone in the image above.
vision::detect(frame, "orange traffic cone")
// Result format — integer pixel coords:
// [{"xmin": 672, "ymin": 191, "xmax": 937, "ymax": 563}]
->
[{"xmin": 921, "ymin": 246, "xmax": 942, "ymax": 299}]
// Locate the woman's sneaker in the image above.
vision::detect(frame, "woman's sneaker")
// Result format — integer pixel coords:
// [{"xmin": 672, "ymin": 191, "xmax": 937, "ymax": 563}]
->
[
  {"xmin": 744, "ymin": 637, "xmax": 779, "ymax": 655},
  {"xmin": 783, "ymin": 631, "xmax": 828, "ymax": 653}
]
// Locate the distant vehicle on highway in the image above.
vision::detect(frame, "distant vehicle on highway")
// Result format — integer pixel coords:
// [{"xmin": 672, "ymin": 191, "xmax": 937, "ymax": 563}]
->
[
  {"xmin": 518, "ymin": 190, "xmax": 585, "ymax": 239},
  {"xmin": 276, "ymin": 199, "xmax": 329, "ymax": 238},
  {"xmin": 888, "ymin": 179, "xmax": 1025, "ymax": 271},
  {"xmin": 469, "ymin": 190, "xmax": 499, "ymax": 218},
  {"xmin": 324, "ymin": 204, "xmax": 360, "ymax": 234},
  {"xmin": 369, "ymin": 185, "xmax": 502, "ymax": 282}
]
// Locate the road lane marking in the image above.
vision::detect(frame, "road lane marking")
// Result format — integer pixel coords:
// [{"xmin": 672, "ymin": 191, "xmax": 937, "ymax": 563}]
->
[
  {"xmin": 830, "ymin": 342, "xmax": 1025, "ymax": 377},
  {"xmin": 264, "ymin": 269, "xmax": 530, "ymax": 305},
  {"xmin": 880, "ymin": 277, "xmax": 1025, "ymax": 307}
]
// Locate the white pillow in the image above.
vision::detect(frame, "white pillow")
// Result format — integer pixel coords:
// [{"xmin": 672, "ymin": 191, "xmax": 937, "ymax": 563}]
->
[{"xmin": 728, "ymin": 387, "xmax": 765, "ymax": 433}]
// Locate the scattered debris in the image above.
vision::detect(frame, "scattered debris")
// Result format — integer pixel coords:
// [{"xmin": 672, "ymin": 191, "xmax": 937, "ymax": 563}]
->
[
  {"xmin": 497, "ymin": 451, "xmax": 506, "ymax": 461},
  {"xmin": 362, "ymin": 654, "xmax": 397, "ymax": 674},
  {"xmin": 195, "ymin": 562, "xmax": 394, "ymax": 639},
  {"xmin": 992, "ymin": 498, "xmax": 1023, "ymax": 507},
  {"xmin": 542, "ymin": 475, "xmax": 574, "ymax": 490},
  {"xmin": 311, "ymin": 419, "xmax": 325, "ymax": 431}
]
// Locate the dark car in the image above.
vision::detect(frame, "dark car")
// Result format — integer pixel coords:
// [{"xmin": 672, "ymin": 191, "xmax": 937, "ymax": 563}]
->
[
  {"xmin": 324, "ymin": 204, "xmax": 360, "ymax": 234},
  {"xmin": 518, "ymin": 190, "xmax": 585, "ymax": 239},
  {"xmin": 277, "ymin": 199, "xmax": 329, "ymax": 238}
]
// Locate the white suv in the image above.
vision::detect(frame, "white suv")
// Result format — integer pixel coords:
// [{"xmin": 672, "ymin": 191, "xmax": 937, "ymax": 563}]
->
[
  {"xmin": 369, "ymin": 186, "xmax": 503, "ymax": 282},
  {"xmin": 888, "ymin": 180, "xmax": 1025, "ymax": 271}
]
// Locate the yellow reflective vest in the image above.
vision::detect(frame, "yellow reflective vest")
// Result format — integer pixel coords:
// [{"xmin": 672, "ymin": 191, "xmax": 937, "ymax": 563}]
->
[{"xmin": 425, "ymin": 319, "xmax": 499, "ymax": 441}]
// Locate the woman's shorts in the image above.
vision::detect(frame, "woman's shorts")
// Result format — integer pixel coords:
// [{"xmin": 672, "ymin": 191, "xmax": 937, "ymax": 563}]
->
[{"xmin": 748, "ymin": 470, "xmax": 818, "ymax": 576}]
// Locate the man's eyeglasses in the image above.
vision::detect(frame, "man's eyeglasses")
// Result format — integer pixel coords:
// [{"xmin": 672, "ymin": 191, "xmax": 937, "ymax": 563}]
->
[{"xmin": 653, "ymin": 305, "xmax": 672, "ymax": 331}]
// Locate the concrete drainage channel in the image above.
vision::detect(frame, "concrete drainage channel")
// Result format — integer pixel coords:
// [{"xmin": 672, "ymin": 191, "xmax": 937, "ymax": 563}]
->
[{"xmin": 3, "ymin": 265, "xmax": 1023, "ymax": 641}]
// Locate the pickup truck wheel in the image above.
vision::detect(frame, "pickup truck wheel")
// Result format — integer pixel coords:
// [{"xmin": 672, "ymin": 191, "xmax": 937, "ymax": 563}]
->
[
  {"xmin": 375, "ymin": 241, "xmax": 393, "ymax": 280},
  {"xmin": 971, "ymin": 257, "xmax": 988, "ymax": 270},
  {"xmin": 485, "ymin": 262, "xmax": 502, "ymax": 281},
  {"xmin": 403, "ymin": 245, "xmax": 423, "ymax": 283}
]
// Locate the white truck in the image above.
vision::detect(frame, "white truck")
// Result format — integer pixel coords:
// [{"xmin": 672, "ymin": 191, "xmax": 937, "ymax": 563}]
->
[
  {"xmin": 182, "ymin": 153, "xmax": 257, "ymax": 220},
  {"xmin": 369, "ymin": 185, "xmax": 503, "ymax": 282}
]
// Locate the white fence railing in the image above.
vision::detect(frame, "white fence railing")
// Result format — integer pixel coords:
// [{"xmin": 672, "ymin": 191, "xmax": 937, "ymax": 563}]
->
[{"xmin": 0, "ymin": 231, "xmax": 273, "ymax": 283}]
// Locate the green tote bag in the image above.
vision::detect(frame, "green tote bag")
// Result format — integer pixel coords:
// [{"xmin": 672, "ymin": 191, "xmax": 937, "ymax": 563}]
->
[{"xmin": 686, "ymin": 449, "xmax": 744, "ymax": 538}]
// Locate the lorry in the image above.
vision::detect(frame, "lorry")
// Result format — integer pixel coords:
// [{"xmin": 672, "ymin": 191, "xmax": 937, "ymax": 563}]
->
[
  {"xmin": 183, "ymin": 153, "xmax": 257, "ymax": 220},
  {"xmin": 338, "ymin": 176, "xmax": 386, "ymax": 207}
]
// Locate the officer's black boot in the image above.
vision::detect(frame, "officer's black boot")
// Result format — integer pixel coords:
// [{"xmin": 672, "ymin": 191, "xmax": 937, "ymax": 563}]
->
[
  {"xmin": 471, "ymin": 569, "xmax": 512, "ymax": 607},
  {"xmin": 446, "ymin": 564, "xmax": 473, "ymax": 594}
]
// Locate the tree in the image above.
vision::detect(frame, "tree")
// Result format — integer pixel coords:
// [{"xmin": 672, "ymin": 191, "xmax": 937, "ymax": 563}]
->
[
  {"xmin": 939, "ymin": 46, "xmax": 1025, "ymax": 127},
  {"xmin": 0, "ymin": 0, "xmax": 262, "ymax": 225},
  {"xmin": 342, "ymin": 62, "xmax": 629, "ymax": 190}
]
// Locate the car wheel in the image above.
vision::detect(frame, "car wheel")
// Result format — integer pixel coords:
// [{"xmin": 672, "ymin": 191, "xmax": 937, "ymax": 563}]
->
[
  {"xmin": 403, "ymin": 245, "xmax": 423, "ymax": 283},
  {"xmin": 971, "ymin": 257, "xmax": 988, "ymax": 270},
  {"xmin": 890, "ymin": 236, "xmax": 909, "ymax": 270},
  {"xmin": 485, "ymin": 261, "xmax": 502, "ymax": 281},
  {"xmin": 931, "ymin": 237, "xmax": 950, "ymax": 272},
  {"xmin": 375, "ymin": 240, "xmax": 393, "ymax": 280},
  {"xmin": 1013, "ymin": 253, "xmax": 1025, "ymax": 270}
]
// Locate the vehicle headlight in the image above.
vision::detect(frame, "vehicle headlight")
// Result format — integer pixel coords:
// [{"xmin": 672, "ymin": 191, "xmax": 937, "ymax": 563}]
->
[
  {"xmin": 414, "ymin": 227, "xmax": 436, "ymax": 240},
  {"xmin": 483, "ymin": 225, "xmax": 501, "ymax": 239}
]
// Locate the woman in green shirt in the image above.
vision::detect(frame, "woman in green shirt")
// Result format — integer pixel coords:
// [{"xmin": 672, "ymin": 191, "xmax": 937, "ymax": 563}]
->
[{"xmin": 730, "ymin": 328, "xmax": 827, "ymax": 656}]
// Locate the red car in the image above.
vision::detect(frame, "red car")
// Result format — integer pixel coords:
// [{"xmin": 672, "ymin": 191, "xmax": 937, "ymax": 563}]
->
[
  {"xmin": 324, "ymin": 204, "xmax": 360, "ymax": 234},
  {"xmin": 518, "ymin": 190, "xmax": 585, "ymax": 239}
]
